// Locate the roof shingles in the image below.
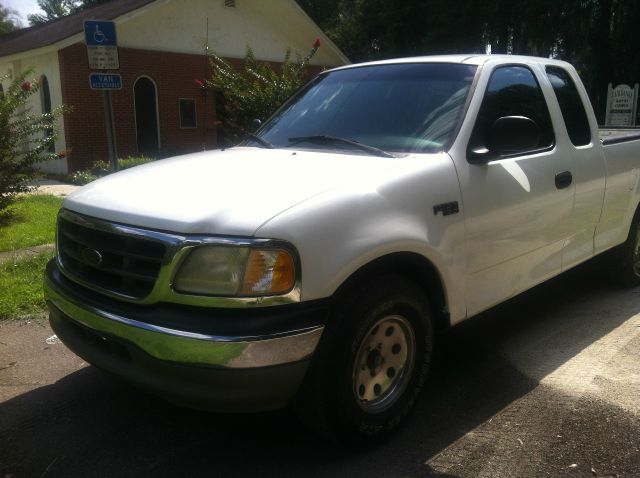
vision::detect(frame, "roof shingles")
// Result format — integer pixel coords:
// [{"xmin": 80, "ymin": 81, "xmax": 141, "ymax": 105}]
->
[{"xmin": 0, "ymin": 0, "xmax": 157, "ymax": 58}]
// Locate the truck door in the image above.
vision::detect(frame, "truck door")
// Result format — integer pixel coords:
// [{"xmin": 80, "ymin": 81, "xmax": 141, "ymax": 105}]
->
[
  {"xmin": 454, "ymin": 64, "xmax": 575, "ymax": 316},
  {"xmin": 544, "ymin": 65, "xmax": 606, "ymax": 270}
]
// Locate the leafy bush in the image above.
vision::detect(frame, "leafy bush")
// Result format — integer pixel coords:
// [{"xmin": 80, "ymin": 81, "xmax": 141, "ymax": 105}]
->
[
  {"xmin": 207, "ymin": 39, "xmax": 321, "ymax": 145},
  {"xmin": 0, "ymin": 68, "xmax": 66, "ymax": 214},
  {"xmin": 71, "ymin": 156, "xmax": 154, "ymax": 185},
  {"xmin": 91, "ymin": 156, "xmax": 153, "ymax": 176},
  {"xmin": 70, "ymin": 170, "xmax": 98, "ymax": 185},
  {"xmin": 90, "ymin": 160, "xmax": 111, "ymax": 176},
  {"xmin": 118, "ymin": 155, "xmax": 154, "ymax": 170}
]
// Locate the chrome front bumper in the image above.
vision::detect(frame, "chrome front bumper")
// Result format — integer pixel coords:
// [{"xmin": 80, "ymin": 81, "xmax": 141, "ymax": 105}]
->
[
  {"xmin": 45, "ymin": 281, "xmax": 323, "ymax": 368},
  {"xmin": 44, "ymin": 260, "xmax": 327, "ymax": 411}
]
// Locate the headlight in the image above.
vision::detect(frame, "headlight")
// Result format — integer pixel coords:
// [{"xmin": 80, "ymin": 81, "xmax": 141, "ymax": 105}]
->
[{"xmin": 173, "ymin": 246, "xmax": 296, "ymax": 297}]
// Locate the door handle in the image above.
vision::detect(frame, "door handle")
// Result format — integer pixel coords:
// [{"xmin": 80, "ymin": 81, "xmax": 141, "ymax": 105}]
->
[{"xmin": 555, "ymin": 171, "xmax": 573, "ymax": 190}]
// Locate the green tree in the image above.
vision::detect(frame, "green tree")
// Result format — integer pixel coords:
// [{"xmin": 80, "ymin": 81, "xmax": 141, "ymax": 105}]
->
[
  {"xmin": 28, "ymin": 0, "xmax": 111, "ymax": 25},
  {"xmin": 0, "ymin": 69, "xmax": 66, "ymax": 213},
  {"xmin": 74, "ymin": 0, "xmax": 112, "ymax": 9},
  {"xmin": 207, "ymin": 41, "xmax": 320, "ymax": 145},
  {"xmin": 28, "ymin": 0, "xmax": 75, "ymax": 25},
  {"xmin": 296, "ymin": 0, "xmax": 341, "ymax": 31},
  {"xmin": 0, "ymin": 4, "xmax": 19, "ymax": 34},
  {"xmin": 297, "ymin": 0, "xmax": 640, "ymax": 123}
]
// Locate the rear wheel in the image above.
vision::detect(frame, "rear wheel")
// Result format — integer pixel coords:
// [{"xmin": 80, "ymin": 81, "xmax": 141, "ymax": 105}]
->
[
  {"xmin": 610, "ymin": 211, "xmax": 640, "ymax": 287},
  {"xmin": 295, "ymin": 275, "xmax": 433, "ymax": 444}
]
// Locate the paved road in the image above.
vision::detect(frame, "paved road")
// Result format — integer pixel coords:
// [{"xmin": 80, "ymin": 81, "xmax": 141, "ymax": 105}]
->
[{"xmin": 1, "ymin": 263, "xmax": 639, "ymax": 477}]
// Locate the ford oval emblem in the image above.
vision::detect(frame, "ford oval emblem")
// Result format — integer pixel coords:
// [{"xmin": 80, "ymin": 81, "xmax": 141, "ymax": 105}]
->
[{"xmin": 81, "ymin": 248, "xmax": 103, "ymax": 267}]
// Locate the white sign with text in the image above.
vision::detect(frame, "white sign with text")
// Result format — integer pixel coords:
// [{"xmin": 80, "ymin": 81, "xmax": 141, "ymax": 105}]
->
[{"xmin": 605, "ymin": 83, "xmax": 639, "ymax": 127}]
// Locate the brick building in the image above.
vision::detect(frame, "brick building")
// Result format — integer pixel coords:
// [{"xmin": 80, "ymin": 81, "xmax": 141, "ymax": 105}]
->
[{"xmin": 0, "ymin": 0, "xmax": 348, "ymax": 173}]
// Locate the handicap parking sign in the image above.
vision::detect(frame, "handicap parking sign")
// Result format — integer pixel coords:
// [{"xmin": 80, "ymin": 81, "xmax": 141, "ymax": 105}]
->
[
  {"xmin": 84, "ymin": 20, "xmax": 119, "ymax": 69},
  {"xmin": 84, "ymin": 21, "xmax": 118, "ymax": 47}
]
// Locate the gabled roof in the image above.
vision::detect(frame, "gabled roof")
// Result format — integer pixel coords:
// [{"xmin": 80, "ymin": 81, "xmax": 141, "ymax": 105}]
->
[{"xmin": 0, "ymin": 0, "xmax": 157, "ymax": 58}]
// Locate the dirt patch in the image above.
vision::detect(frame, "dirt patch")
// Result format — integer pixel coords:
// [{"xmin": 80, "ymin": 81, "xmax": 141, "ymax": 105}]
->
[{"xmin": 0, "ymin": 244, "xmax": 55, "ymax": 265}]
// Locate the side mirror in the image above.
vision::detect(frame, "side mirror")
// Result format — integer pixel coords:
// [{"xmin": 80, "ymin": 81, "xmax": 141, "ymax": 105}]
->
[
  {"xmin": 249, "ymin": 118, "xmax": 262, "ymax": 133},
  {"xmin": 488, "ymin": 116, "xmax": 540, "ymax": 154},
  {"xmin": 468, "ymin": 116, "xmax": 541, "ymax": 164}
]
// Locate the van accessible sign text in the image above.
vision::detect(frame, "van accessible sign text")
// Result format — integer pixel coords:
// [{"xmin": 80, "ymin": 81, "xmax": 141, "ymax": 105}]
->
[{"xmin": 89, "ymin": 73, "xmax": 122, "ymax": 90}]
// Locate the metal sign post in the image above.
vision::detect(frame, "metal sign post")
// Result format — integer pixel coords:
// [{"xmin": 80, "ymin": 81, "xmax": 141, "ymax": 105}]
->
[
  {"xmin": 103, "ymin": 91, "xmax": 118, "ymax": 172},
  {"xmin": 84, "ymin": 20, "xmax": 120, "ymax": 172}
]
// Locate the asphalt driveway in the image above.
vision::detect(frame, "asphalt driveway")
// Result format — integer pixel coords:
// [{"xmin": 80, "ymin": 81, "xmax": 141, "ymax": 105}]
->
[{"xmin": 1, "ymin": 262, "xmax": 639, "ymax": 477}]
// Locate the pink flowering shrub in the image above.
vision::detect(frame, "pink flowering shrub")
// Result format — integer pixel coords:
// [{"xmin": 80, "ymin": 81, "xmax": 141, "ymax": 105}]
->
[
  {"xmin": 208, "ymin": 39, "xmax": 321, "ymax": 145},
  {"xmin": 0, "ymin": 68, "xmax": 66, "ymax": 213}
]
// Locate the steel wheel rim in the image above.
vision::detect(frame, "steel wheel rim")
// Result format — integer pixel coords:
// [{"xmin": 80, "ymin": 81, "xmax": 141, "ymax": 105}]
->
[{"xmin": 352, "ymin": 315, "xmax": 416, "ymax": 413}]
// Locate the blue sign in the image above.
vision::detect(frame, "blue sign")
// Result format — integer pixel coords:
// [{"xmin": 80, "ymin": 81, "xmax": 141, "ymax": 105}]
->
[
  {"xmin": 84, "ymin": 21, "xmax": 117, "ymax": 47},
  {"xmin": 89, "ymin": 73, "xmax": 122, "ymax": 90}
]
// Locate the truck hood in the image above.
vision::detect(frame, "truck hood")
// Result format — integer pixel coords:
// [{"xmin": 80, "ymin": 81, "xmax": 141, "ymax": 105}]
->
[{"xmin": 64, "ymin": 148, "xmax": 401, "ymax": 236}]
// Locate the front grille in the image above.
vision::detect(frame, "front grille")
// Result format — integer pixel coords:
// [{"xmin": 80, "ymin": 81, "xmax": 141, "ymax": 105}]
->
[{"xmin": 57, "ymin": 214, "xmax": 167, "ymax": 299}]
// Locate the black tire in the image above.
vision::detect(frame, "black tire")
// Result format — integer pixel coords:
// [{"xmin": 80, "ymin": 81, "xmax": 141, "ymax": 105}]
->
[
  {"xmin": 610, "ymin": 209, "xmax": 640, "ymax": 287},
  {"xmin": 294, "ymin": 275, "xmax": 433, "ymax": 445}
]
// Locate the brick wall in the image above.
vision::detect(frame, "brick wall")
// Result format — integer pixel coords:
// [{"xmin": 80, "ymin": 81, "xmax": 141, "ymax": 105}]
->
[
  {"xmin": 58, "ymin": 43, "xmax": 326, "ymax": 172},
  {"xmin": 59, "ymin": 43, "xmax": 218, "ymax": 171}
]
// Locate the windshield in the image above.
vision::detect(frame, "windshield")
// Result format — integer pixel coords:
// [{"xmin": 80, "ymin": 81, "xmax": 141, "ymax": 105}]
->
[{"xmin": 254, "ymin": 63, "xmax": 477, "ymax": 154}]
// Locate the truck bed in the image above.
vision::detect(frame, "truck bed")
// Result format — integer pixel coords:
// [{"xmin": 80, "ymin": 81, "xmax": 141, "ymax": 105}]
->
[{"xmin": 599, "ymin": 127, "xmax": 640, "ymax": 145}]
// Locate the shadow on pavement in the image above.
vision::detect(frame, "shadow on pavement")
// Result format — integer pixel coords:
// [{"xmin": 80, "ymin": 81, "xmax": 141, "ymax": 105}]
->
[{"xmin": 1, "ymin": 262, "xmax": 639, "ymax": 477}]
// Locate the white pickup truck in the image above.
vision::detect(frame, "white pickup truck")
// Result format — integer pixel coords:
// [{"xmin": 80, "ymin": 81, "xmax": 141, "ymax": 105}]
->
[{"xmin": 45, "ymin": 55, "xmax": 640, "ymax": 443}]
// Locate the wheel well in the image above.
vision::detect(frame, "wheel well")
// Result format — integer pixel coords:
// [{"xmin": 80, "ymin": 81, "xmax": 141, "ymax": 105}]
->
[
  {"xmin": 632, "ymin": 201, "xmax": 640, "ymax": 230},
  {"xmin": 332, "ymin": 252, "xmax": 451, "ymax": 332},
  {"xmin": 621, "ymin": 201, "xmax": 640, "ymax": 244}
]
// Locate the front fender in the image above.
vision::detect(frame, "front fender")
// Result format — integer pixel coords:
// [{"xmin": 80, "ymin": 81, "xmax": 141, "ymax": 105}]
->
[{"xmin": 255, "ymin": 153, "xmax": 467, "ymax": 324}]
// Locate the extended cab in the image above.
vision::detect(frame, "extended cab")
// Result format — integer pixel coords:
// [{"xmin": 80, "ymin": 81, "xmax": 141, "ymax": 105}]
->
[{"xmin": 45, "ymin": 55, "xmax": 640, "ymax": 442}]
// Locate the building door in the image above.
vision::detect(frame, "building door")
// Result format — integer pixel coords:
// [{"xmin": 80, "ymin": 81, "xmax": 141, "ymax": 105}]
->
[{"xmin": 134, "ymin": 77, "xmax": 159, "ymax": 153}]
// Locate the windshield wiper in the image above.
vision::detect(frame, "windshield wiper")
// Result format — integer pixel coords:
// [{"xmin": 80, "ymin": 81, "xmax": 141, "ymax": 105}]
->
[
  {"xmin": 288, "ymin": 135, "xmax": 394, "ymax": 158},
  {"xmin": 245, "ymin": 133, "xmax": 274, "ymax": 149}
]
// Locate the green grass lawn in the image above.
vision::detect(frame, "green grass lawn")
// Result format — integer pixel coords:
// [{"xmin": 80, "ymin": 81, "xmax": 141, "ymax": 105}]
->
[
  {"xmin": 0, "ymin": 195, "xmax": 62, "ymax": 319},
  {"xmin": 0, "ymin": 195, "xmax": 63, "ymax": 252},
  {"xmin": 0, "ymin": 251, "xmax": 54, "ymax": 319}
]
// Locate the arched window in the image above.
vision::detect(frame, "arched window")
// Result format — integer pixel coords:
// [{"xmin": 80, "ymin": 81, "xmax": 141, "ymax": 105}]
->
[
  {"xmin": 40, "ymin": 75, "xmax": 54, "ymax": 152},
  {"xmin": 134, "ymin": 76, "xmax": 160, "ymax": 152}
]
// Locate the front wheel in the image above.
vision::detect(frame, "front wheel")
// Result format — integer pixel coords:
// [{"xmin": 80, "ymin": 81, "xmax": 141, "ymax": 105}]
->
[{"xmin": 295, "ymin": 275, "xmax": 434, "ymax": 444}]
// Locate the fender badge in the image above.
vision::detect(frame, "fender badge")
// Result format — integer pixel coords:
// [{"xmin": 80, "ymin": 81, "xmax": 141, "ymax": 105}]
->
[{"xmin": 433, "ymin": 201, "xmax": 460, "ymax": 216}]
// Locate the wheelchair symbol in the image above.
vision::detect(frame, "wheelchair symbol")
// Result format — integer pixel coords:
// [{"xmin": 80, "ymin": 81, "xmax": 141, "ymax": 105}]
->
[{"xmin": 93, "ymin": 25, "xmax": 108, "ymax": 43}]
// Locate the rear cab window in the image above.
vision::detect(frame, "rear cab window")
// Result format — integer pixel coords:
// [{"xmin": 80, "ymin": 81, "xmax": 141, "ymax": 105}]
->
[{"xmin": 545, "ymin": 66, "xmax": 592, "ymax": 146}]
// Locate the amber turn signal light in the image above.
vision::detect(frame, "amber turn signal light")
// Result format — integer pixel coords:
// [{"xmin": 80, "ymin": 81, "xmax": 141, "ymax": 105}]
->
[{"xmin": 241, "ymin": 249, "xmax": 296, "ymax": 295}]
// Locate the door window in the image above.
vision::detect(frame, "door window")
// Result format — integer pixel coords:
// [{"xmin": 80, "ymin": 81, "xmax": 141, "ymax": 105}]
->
[{"xmin": 469, "ymin": 65, "xmax": 554, "ymax": 157}]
